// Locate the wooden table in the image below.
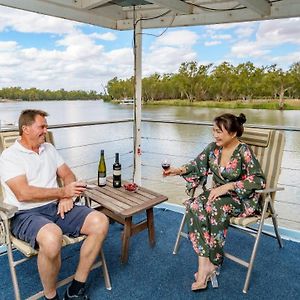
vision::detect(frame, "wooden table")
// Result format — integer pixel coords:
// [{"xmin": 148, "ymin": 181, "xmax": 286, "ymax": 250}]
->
[{"xmin": 85, "ymin": 177, "xmax": 168, "ymax": 263}]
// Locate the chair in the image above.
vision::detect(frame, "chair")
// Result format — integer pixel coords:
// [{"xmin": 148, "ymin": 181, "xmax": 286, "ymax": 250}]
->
[
  {"xmin": 172, "ymin": 128, "xmax": 285, "ymax": 293},
  {"xmin": 0, "ymin": 130, "xmax": 111, "ymax": 300}
]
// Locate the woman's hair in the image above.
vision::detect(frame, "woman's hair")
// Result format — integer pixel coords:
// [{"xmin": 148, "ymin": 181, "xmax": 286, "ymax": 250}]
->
[
  {"xmin": 213, "ymin": 113, "xmax": 246, "ymax": 137},
  {"xmin": 19, "ymin": 109, "xmax": 48, "ymax": 135}
]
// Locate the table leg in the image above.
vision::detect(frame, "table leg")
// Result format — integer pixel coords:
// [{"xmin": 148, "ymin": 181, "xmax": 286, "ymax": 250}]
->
[
  {"xmin": 121, "ymin": 217, "xmax": 132, "ymax": 263},
  {"xmin": 146, "ymin": 208, "xmax": 155, "ymax": 247}
]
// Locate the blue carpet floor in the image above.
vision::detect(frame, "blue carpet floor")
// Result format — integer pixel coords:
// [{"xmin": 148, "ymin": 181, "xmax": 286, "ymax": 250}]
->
[{"xmin": 0, "ymin": 208, "xmax": 300, "ymax": 299}]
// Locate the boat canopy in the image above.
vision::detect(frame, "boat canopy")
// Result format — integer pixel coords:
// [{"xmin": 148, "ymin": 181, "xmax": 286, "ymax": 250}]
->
[{"xmin": 0, "ymin": 1, "xmax": 300, "ymax": 30}]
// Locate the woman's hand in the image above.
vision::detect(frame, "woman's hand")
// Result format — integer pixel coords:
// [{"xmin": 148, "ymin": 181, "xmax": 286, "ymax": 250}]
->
[
  {"xmin": 163, "ymin": 166, "xmax": 186, "ymax": 177},
  {"xmin": 57, "ymin": 198, "xmax": 74, "ymax": 219},
  {"xmin": 208, "ymin": 182, "xmax": 234, "ymax": 202}
]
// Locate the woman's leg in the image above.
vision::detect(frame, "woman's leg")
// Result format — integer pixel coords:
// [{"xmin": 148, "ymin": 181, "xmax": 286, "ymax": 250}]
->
[
  {"xmin": 185, "ymin": 191, "xmax": 211, "ymax": 258},
  {"xmin": 185, "ymin": 192, "xmax": 242, "ymax": 287},
  {"xmin": 205, "ymin": 195, "xmax": 242, "ymax": 266}
]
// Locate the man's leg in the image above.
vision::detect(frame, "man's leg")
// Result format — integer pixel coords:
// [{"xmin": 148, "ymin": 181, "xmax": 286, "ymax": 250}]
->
[
  {"xmin": 74, "ymin": 211, "xmax": 109, "ymax": 282},
  {"xmin": 36, "ymin": 223, "xmax": 63, "ymax": 299}
]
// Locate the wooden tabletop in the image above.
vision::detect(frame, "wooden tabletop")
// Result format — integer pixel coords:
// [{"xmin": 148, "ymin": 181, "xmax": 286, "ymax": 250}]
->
[{"xmin": 85, "ymin": 177, "xmax": 168, "ymax": 218}]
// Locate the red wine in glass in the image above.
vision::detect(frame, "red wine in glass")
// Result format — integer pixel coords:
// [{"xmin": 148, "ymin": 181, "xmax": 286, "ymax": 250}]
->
[{"xmin": 161, "ymin": 159, "xmax": 171, "ymax": 171}]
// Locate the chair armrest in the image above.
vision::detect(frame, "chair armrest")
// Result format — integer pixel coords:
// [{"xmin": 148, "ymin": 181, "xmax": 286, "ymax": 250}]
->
[
  {"xmin": 256, "ymin": 187, "xmax": 284, "ymax": 194},
  {"xmin": 0, "ymin": 202, "xmax": 18, "ymax": 219}
]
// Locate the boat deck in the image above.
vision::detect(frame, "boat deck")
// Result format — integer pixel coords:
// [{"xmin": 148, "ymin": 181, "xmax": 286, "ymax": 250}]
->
[{"xmin": 0, "ymin": 208, "xmax": 299, "ymax": 299}]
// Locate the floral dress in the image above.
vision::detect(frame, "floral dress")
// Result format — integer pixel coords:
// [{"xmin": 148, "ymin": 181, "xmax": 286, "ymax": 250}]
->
[{"xmin": 182, "ymin": 142, "xmax": 265, "ymax": 266}]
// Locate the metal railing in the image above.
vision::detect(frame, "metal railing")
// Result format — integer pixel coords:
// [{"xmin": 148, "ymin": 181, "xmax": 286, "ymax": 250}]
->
[{"xmin": 1, "ymin": 119, "xmax": 300, "ymax": 232}]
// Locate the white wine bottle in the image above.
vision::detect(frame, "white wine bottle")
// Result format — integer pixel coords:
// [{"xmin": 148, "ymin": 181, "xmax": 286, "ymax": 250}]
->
[
  {"xmin": 113, "ymin": 153, "xmax": 121, "ymax": 188},
  {"xmin": 98, "ymin": 150, "xmax": 106, "ymax": 187}
]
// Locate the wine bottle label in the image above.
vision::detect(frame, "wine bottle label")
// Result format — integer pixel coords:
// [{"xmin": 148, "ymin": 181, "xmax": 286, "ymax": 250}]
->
[
  {"xmin": 99, "ymin": 177, "xmax": 106, "ymax": 185},
  {"xmin": 113, "ymin": 170, "xmax": 121, "ymax": 176}
]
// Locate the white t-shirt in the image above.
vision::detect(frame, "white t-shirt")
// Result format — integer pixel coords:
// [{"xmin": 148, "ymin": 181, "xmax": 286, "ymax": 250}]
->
[{"xmin": 0, "ymin": 139, "xmax": 64, "ymax": 210}]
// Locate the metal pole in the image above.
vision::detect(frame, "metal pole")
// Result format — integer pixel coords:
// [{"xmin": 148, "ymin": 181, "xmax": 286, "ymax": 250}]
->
[{"xmin": 133, "ymin": 9, "xmax": 142, "ymax": 185}]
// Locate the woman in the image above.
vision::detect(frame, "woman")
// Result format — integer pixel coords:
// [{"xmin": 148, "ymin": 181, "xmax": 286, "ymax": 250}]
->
[{"xmin": 164, "ymin": 113, "xmax": 265, "ymax": 291}]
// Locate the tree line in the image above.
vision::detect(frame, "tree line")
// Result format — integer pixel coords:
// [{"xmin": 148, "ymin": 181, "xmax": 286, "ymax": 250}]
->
[
  {"xmin": 106, "ymin": 61, "xmax": 300, "ymax": 107},
  {"xmin": 1, "ymin": 61, "xmax": 299, "ymax": 107},
  {"xmin": 0, "ymin": 87, "xmax": 101, "ymax": 101}
]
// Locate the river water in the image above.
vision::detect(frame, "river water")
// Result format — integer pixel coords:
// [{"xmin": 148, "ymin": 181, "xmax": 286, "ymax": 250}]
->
[{"xmin": 0, "ymin": 100, "xmax": 299, "ymax": 231}]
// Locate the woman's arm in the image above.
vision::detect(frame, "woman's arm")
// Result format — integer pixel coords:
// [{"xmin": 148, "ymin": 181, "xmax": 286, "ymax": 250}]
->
[
  {"xmin": 164, "ymin": 143, "xmax": 214, "ymax": 179},
  {"xmin": 163, "ymin": 166, "xmax": 186, "ymax": 176},
  {"xmin": 232, "ymin": 145, "xmax": 266, "ymax": 199}
]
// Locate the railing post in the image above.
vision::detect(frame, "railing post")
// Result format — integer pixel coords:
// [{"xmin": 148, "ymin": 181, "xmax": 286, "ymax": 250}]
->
[{"xmin": 133, "ymin": 10, "xmax": 142, "ymax": 185}]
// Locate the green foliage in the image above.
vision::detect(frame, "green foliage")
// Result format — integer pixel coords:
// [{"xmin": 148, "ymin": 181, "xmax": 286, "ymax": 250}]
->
[
  {"xmin": 147, "ymin": 99, "xmax": 300, "ymax": 110},
  {"xmin": 0, "ymin": 87, "xmax": 102, "ymax": 101},
  {"xmin": 105, "ymin": 61, "xmax": 300, "ymax": 108}
]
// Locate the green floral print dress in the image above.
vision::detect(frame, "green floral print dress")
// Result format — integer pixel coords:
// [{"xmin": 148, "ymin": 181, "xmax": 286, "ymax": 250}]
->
[{"xmin": 182, "ymin": 142, "xmax": 265, "ymax": 266}]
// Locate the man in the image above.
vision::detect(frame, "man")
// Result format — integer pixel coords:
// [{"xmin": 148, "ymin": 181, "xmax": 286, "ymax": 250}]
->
[{"xmin": 0, "ymin": 109, "xmax": 109, "ymax": 300}]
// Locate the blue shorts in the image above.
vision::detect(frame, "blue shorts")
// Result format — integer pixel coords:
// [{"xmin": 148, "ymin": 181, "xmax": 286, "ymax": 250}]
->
[{"xmin": 11, "ymin": 202, "xmax": 94, "ymax": 249}]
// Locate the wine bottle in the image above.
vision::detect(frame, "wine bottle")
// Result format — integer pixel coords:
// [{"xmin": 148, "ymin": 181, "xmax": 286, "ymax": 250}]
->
[
  {"xmin": 98, "ymin": 150, "xmax": 106, "ymax": 187},
  {"xmin": 113, "ymin": 153, "xmax": 121, "ymax": 188}
]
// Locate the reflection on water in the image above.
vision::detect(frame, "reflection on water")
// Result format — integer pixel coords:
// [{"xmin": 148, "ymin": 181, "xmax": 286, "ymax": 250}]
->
[
  {"xmin": 1, "ymin": 101, "xmax": 300, "ymax": 230},
  {"xmin": 2, "ymin": 100, "xmax": 300, "ymax": 127}
]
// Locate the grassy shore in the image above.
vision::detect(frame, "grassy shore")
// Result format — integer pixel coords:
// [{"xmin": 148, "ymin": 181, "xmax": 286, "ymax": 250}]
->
[{"xmin": 144, "ymin": 99, "xmax": 300, "ymax": 110}]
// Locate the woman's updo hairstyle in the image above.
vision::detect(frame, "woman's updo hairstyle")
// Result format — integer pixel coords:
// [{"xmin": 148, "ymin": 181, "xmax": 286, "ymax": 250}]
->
[{"xmin": 214, "ymin": 113, "xmax": 246, "ymax": 137}]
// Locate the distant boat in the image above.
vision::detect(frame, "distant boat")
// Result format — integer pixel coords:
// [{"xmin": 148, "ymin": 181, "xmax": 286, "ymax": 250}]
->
[
  {"xmin": 0, "ymin": 120, "xmax": 16, "ymax": 129},
  {"xmin": 119, "ymin": 98, "xmax": 134, "ymax": 105}
]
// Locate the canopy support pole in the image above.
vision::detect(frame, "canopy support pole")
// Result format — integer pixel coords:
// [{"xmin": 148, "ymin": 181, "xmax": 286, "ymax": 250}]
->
[{"xmin": 133, "ymin": 9, "xmax": 142, "ymax": 185}]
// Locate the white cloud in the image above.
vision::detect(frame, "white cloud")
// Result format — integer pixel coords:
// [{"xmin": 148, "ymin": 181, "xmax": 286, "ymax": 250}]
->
[
  {"xmin": 204, "ymin": 41, "xmax": 221, "ymax": 46},
  {"xmin": 155, "ymin": 30, "xmax": 199, "ymax": 47},
  {"xmin": 256, "ymin": 18, "xmax": 300, "ymax": 46},
  {"xmin": 89, "ymin": 32, "xmax": 117, "ymax": 41},
  {"xmin": 235, "ymin": 25, "xmax": 255, "ymax": 38},
  {"xmin": 231, "ymin": 40, "xmax": 270, "ymax": 58},
  {"xmin": 205, "ymin": 22, "xmax": 256, "ymax": 41},
  {"xmin": 0, "ymin": 29, "xmax": 129, "ymax": 90},
  {"xmin": 269, "ymin": 51, "xmax": 300, "ymax": 66},
  {"xmin": 0, "ymin": 6, "xmax": 132, "ymax": 91},
  {"xmin": 229, "ymin": 18, "xmax": 300, "ymax": 66},
  {"xmin": 144, "ymin": 29, "xmax": 199, "ymax": 75},
  {"xmin": 211, "ymin": 34, "xmax": 231, "ymax": 40},
  {"xmin": 0, "ymin": 41, "xmax": 22, "ymax": 66},
  {"xmin": 144, "ymin": 46, "xmax": 197, "ymax": 75},
  {"xmin": 0, "ymin": 6, "xmax": 77, "ymax": 34},
  {"xmin": 206, "ymin": 23, "xmax": 241, "ymax": 30}
]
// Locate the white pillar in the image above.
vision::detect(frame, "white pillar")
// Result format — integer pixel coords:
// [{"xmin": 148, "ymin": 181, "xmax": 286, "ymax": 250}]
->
[{"xmin": 133, "ymin": 16, "xmax": 142, "ymax": 185}]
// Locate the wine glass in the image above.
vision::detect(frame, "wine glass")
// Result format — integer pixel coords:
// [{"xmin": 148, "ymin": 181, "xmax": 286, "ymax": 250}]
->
[{"xmin": 161, "ymin": 158, "xmax": 171, "ymax": 181}]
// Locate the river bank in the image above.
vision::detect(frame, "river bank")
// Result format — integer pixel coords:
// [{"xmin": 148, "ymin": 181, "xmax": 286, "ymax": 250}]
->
[
  {"xmin": 144, "ymin": 99, "xmax": 300, "ymax": 110},
  {"xmin": 2, "ymin": 98, "xmax": 300, "ymax": 110}
]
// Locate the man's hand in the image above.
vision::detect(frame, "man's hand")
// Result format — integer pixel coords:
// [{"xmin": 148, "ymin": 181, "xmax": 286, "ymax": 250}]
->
[
  {"xmin": 62, "ymin": 181, "xmax": 86, "ymax": 198},
  {"xmin": 57, "ymin": 198, "xmax": 74, "ymax": 219},
  {"xmin": 208, "ymin": 182, "xmax": 234, "ymax": 202}
]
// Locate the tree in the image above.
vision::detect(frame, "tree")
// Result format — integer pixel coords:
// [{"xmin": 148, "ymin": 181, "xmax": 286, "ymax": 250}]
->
[
  {"xmin": 262, "ymin": 64, "xmax": 292, "ymax": 109},
  {"xmin": 210, "ymin": 62, "xmax": 236, "ymax": 100},
  {"xmin": 288, "ymin": 62, "xmax": 300, "ymax": 98},
  {"xmin": 233, "ymin": 62, "xmax": 263, "ymax": 100},
  {"xmin": 194, "ymin": 63, "xmax": 213, "ymax": 100},
  {"xmin": 176, "ymin": 61, "xmax": 199, "ymax": 102}
]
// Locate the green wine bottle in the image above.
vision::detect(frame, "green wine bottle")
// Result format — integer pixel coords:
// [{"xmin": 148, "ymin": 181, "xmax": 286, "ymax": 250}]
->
[{"xmin": 98, "ymin": 150, "xmax": 106, "ymax": 187}]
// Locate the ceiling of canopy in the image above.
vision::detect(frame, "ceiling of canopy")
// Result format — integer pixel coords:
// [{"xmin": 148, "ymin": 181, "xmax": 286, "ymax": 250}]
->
[{"xmin": 0, "ymin": 0, "xmax": 300, "ymax": 30}]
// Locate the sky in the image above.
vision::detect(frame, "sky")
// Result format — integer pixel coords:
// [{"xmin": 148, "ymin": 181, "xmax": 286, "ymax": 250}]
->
[{"xmin": 0, "ymin": 5, "xmax": 300, "ymax": 92}]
